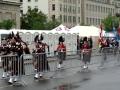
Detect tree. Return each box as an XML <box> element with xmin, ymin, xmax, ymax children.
<box><xmin>102</xmin><ymin>15</ymin><xmax>119</xmax><ymax>32</ymax></box>
<box><xmin>45</xmin><ymin>19</ymin><xmax>61</xmax><ymax>30</ymax></box>
<box><xmin>0</xmin><ymin>19</ymin><xmax>15</xmax><ymax>30</ymax></box>
<box><xmin>21</xmin><ymin>8</ymin><xmax>47</xmax><ymax>30</ymax></box>
<box><xmin>21</xmin><ymin>8</ymin><xmax>61</xmax><ymax>30</ymax></box>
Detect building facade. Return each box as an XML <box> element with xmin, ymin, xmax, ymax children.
<box><xmin>20</xmin><ymin>0</ymin><xmax>49</xmax><ymax>14</ymax></box>
<box><xmin>20</xmin><ymin>0</ymin><xmax>120</xmax><ymax>28</ymax></box>
<box><xmin>83</xmin><ymin>0</ymin><xmax>115</xmax><ymax>26</ymax></box>
<box><xmin>48</xmin><ymin>0</ymin><xmax>81</xmax><ymax>28</ymax></box>
<box><xmin>49</xmin><ymin>0</ymin><xmax>120</xmax><ymax>27</ymax></box>
<box><xmin>0</xmin><ymin>0</ymin><xmax>21</xmax><ymax>29</ymax></box>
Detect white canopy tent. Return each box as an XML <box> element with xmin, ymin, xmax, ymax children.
<box><xmin>10</xmin><ymin>29</ymin><xmax>50</xmax><ymax>34</ymax></box>
<box><xmin>103</xmin><ymin>32</ymin><xmax>116</xmax><ymax>37</ymax></box>
<box><xmin>0</xmin><ymin>29</ymin><xmax>11</xmax><ymax>34</ymax></box>
<box><xmin>70</xmin><ymin>25</ymin><xmax>102</xmax><ymax>37</ymax></box>
<box><xmin>50</xmin><ymin>24</ymin><xmax>70</xmax><ymax>34</ymax></box>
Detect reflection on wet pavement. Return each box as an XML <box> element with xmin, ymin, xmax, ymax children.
<box><xmin>53</xmin><ymin>83</ymin><xmax>80</xmax><ymax>90</ymax></box>
<box><xmin>52</xmin><ymin>77</ymin><xmax>91</xmax><ymax>90</ymax></box>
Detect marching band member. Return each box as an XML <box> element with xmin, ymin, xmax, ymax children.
<box><xmin>81</xmin><ymin>37</ymin><xmax>91</xmax><ymax>69</ymax></box>
<box><xmin>33</xmin><ymin>34</ymin><xmax>50</xmax><ymax>79</ymax></box>
<box><xmin>1</xmin><ymin>38</ymin><xmax>10</xmax><ymax>78</ymax></box>
<box><xmin>55</xmin><ymin>36</ymin><xmax>66</xmax><ymax>69</ymax></box>
<box><xmin>4</xmin><ymin>32</ymin><xmax>30</xmax><ymax>84</ymax></box>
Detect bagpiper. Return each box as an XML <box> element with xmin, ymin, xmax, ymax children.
<box><xmin>2</xmin><ymin>32</ymin><xmax>30</xmax><ymax>84</ymax></box>
<box><xmin>33</xmin><ymin>34</ymin><xmax>50</xmax><ymax>79</ymax></box>
<box><xmin>1</xmin><ymin>37</ymin><xmax>10</xmax><ymax>78</ymax></box>
<box><xmin>1</xmin><ymin>32</ymin><xmax>15</xmax><ymax>79</ymax></box>
<box><xmin>55</xmin><ymin>36</ymin><xmax>66</xmax><ymax>69</ymax></box>
<box><xmin>81</xmin><ymin>37</ymin><xmax>91</xmax><ymax>69</ymax></box>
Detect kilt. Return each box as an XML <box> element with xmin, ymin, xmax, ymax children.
<box><xmin>2</xmin><ymin>57</ymin><xmax>9</xmax><ymax>72</ymax></box>
<box><xmin>11</xmin><ymin>56</ymin><xmax>25</xmax><ymax>75</ymax></box>
<box><xmin>33</xmin><ymin>53</ymin><xmax>50</xmax><ymax>72</ymax></box>
<box><xmin>82</xmin><ymin>51</ymin><xmax>91</xmax><ymax>64</ymax></box>
<box><xmin>57</xmin><ymin>52</ymin><xmax>66</xmax><ymax>64</ymax></box>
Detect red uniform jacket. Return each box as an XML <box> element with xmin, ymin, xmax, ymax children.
<box><xmin>36</xmin><ymin>43</ymin><xmax>45</xmax><ymax>53</ymax></box>
<box><xmin>57</xmin><ymin>43</ymin><xmax>66</xmax><ymax>52</ymax></box>
<box><xmin>82</xmin><ymin>42</ymin><xmax>90</xmax><ymax>53</ymax></box>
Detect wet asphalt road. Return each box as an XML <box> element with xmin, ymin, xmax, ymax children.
<box><xmin>0</xmin><ymin>54</ymin><xmax>119</xmax><ymax>90</ymax></box>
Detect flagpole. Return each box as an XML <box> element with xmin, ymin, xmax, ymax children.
<box><xmin>100</xmin><ymin>24</ymin><xmax>103</xmax><ymax>38</ymax></box>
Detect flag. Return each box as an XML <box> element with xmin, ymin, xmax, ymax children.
<box><xmin>112</xmin><ymin>27</ymin><xmax>117</xmax><ymax>39</ymax></box>
<box><xmin>100</xmin><ymin>24</ymin><xmax>103</xmax><ymax>38</ymax></box>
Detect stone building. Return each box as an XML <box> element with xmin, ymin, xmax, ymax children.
<box><xmin>20</xmin><ymin>0</ymin><xmax>120</xmax><ymax>28</ymax></box>
<box><xmin>0</xmin><ymin>0</ymin><xmax>21</xmax><ymax>29</ymax></box>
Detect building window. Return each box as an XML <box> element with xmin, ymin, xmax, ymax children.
<box><xmin>68</xmin><ymin>16</ymin><xmax>71</xmax><ymax>22</ymax></box>
<box><xmin>90</xmin><ymin>18</ymin><xmax>92</xmax><ymax>24</ymax></box>
<box><xmin>20</xmin><ymin>10</ymin><xmax>23</xmax><ymax>14</ymax></box>
<box><xmin>108</xmin><ymin>8</ymin><xmax>110</xmax><ymax>13</ymax></box>
<box><xmin>106</xmin><ymin>8</ymin><xmax>108</xmax><ymax>13</ymax></box>
<box><xmin>101</xmin><ymin>6</ymin><xmax>103</xmax><ymax>12</ymax></box>
<box><xmin>35</xmin><ymin>6</ymin><xmax>38</xmax><ymax>9</ymax></box>
<box><xmin>35</xmin><ymin>0</ymin><xmax>38</xmax><ymax>2</ymax></box>
<box><xmin>69</xmin><ymin>6</ymin><xmax>72</xmax><ymax>13</ymax></box>
<box><xmin>92</xmin><ymin>5</ymin><xmax>94</xmax><ymax>11</ymax></box>
<box><xmin>103</xmin><ymin>7</ymin><xmax>105</xmax><ymax>13</ymax></box>
<box><xmin>20</xmin><ymin>0</ymin><xmax>23</xmax><ymax>2</ymax></box>
<box><xmin>60</xmin><ymin>4</ymin><xmax>62</xmax><ymax>11</ymax></box>
<box><xmin>63</xmin><ymin>15</ymin><xmax>67</xmax><ymax>22</ymax></box>
<box><xmin>52</xmin><ymin>15</ymin><xmax>55</xmax><ymax>21</ymax></box>
<box><xmin>52</xmin><ymin>4</ymin><xmax>55</xmax><ymax>11</ymax></box>
<box><xmin>78</xmin><ymin>17</ymin><xmax>80</xmax><ymax>23</ymax></box>
<box><xmin>28</xmin><ymin>6</ymin><xmax>31</xmax><ymax>9</ymax></box>
<box><xmin>86</xmin><ymin>17</ymin><xmax>88</xmax><ymax>25</ymax></box>
<box><xmin>63</xmin><ymin>5</ymin><xmax>66</xmax><ymax>12</ymax></box>
<box><xmin>86</xmin><ymin>4</ymin><xmax>88</xmax><ymax>10</ymax></box>
<box><xmin>98</xmin><ymin>6</ymin><xmax>100</xmax><ymax>12</ymax></box>
<box><xmin>73</xmin><ymin>16</ymin><xmax>76</xmax><ymax>23</ymax></box>
<box><xmin>98</xmin><ymin>19</ymin><xmax>100</xmax><ymax>24</ymax></box>
<box><xmin>28</xmin><ymin>0</ymin><xmax>31</xmax><ymax>2</ymax></box>
<box><xmin>65</xmin><ymin>16</ymin><xmax>67</xmax><ymax>22</ymax></box>
<box><xmin>73</xmin><ymin>6</ymin><xmax>76</xmax><ymax>13</ymax></box>
<box><xmin>113</xmin><ymin>9</ymin><xmax>115</xmax><ymax>14</ymax></box>
<box><xmin>68</xmin><ymin>6</ymin><xmax>70</xmax><ymax>13</ymax></box>
<box><xmin>78</xmin><ymin>7</ymin><xmax>80</xmax><ymax>13</ymax></box>
<box><xmin>90</xmin><ymin>5</ymin><xmax>92</xmax><ymax>11</ymax></box>
<box><xmin>64</xmin><ymin>15</ymin><xmax>66</xmax><ymax>22</ymax></box>
<box><xmin>60</xmin><ymin>15</ymin><xmax>62</xmax><ymax>22</ymax></box>
<box><xmin>65</xmin><ymin>5</ymin><xmax>67</xmax><ymax>13</ymax></box>
<box><xmin>95</xmin><ymin>5</ymin><xmax>97</xmax><ymax>12</ymax></box>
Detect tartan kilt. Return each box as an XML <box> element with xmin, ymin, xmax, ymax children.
<box><xmin>82</xmin><ymin>52</ymin><xmax>91</xmax><ymax>63</ymax></box>
<box><xmin>2</xmin><ymin>57</ymin><xmax>9</xmax><ymax>72</ymax></box>
<box><xmin>33</xmin><ymin>53</ymin><xmax>50</xmax><ymax>72</ymax></box>
<box><xmin>57</xmin><ymin>52</ymin><xmax>66</xmax><ymax>60</ymax></box>
<box><xmin>10</xmin><ymin>56</ymin><xmax>25</xmax><ymax>75</ymax></box>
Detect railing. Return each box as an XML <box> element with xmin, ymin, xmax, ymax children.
<box><xmin>0</xmin><ymin>47</ymin><xmax>120</xmax><ymax>86</ymax></box>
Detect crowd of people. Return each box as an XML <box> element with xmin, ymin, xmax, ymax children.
<box><xmin>98</xmin><ymin>37</ymin><xmax>119</xmax><ymax>52</ymax></box>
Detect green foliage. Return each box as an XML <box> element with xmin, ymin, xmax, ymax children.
<box><xmin>0</xmin><ymin>19</ymin><xmax>15</xmax><ymax>30</ymax></box>
<box><xmin>21</xmin><ymin>8</ymin><xmax>47</xmax><ymax>30</ymax></box>
<box><xmin>102</xmin><ymin>15</ymin><xmax>119</xmax><ymax>32</ymax></box>
<box><xmin>45</xmin><ymin>19</ymin><xmax>61</xmax><ymax>30</ymax></box>
<box><xmin>21</xmin><ymin>8</ymin><xmax>60</xmax><ymax>30</ymax></box>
